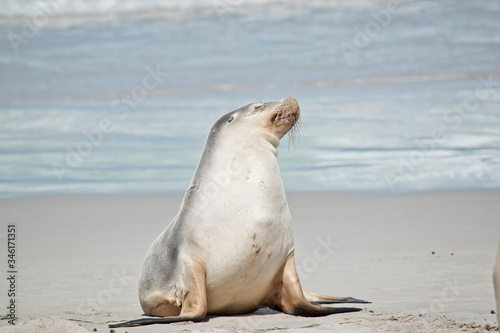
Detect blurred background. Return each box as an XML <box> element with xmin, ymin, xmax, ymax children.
<box><xmin>0</xmin><ymin>0</ymin><xmax>499</xmax><ymax>198</ymax></box>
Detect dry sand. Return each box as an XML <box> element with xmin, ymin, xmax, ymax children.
<box><xmin>0</xmin><ymin>191</ymin><xmax>499</xmax><ymax>332</ymax></box>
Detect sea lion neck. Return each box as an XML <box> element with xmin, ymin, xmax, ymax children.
<box><xmin>260</xmin><ymin>130</ymin><xmax>280</xmax><ymax>156</ymax></box>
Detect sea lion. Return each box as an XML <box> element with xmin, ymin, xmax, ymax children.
<box><xmin>110</xmin><ymin>97</ymin><xmax>368</xmax><ymax>328</ymax></box>
<box><xmin>494</xmin><ymin>241</ymin><xmax>500</xmax><ymax>326</ymax></box>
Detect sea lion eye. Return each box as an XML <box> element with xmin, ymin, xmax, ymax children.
<box><xmin>254</xmin><ymin>104</ymin><xmax>264</xmax><ymax>110</ymax></box>
<box><xmin>227</xmin><ymin>116</ymin><xmax>234</xmax><ymax>123</ymax></box>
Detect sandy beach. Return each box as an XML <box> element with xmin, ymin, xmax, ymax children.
<box><xmin>0</xmin><ymin>191</ymin><xmax>498</xmax><ymax>332</ymax></box>
<box><xmin>1</xmin><ymin>0</ymin><xmax>499</xmax><ymax>331</ymax></box>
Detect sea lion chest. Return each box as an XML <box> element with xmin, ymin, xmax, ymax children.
<box><xmin>180</xmin><ymin>148</ymin><xmax>294</xmax><ymax>312</ymax></box>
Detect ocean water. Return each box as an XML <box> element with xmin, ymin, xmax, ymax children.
<box><xmin>0</xmin><ymin>0</ymin><xmax>499</xmax><ymax>198</ymax></box>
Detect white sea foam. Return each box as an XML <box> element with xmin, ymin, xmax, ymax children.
<box><xmin>0</xmin><ymin>0</ymin><xmax>499</xmax><ymax>198</ymax></box>
<box><xmin>0</xmin><ymin>0</ymin><xmax>371</xmax><ymax>19</ymax></box>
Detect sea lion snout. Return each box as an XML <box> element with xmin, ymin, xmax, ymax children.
<box><xmin>265</xmin><ymin>97</ymin><xmax>300</xmax><ymax>139</ymax></box>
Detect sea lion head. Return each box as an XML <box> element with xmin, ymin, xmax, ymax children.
<box><xmin>210</xmin><ymin>97</ymin><xmax>300</xmax><ymax>150</ymax></box>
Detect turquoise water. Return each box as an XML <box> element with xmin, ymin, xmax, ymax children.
<box><xmin>1</xmin><ymin>0</ymin><xmax>499</xmax><ymax>198</ymax></box>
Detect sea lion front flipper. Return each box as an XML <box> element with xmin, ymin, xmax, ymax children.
<box><xmin>109</xmin><ymin>260</ymin><xmax>207</xmax><ymax>328</ymax></box>
<box><xmin>270</xmin><ymin>255</ymin><xmax>362</xmax><ymax>317</ymax></box>
<box><xmin>303</xmin><ymin>290</ymin><xmax>371</xmax><ymax>304</ymax></box>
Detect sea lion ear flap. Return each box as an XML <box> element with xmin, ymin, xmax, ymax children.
<box><xmin>253</xmin><ymin>103</ymin><xmax>264</xmax><ymax>110</ymax></box>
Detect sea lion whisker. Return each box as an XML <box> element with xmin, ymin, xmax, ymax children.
<box><xmin>287</xmin><ymin>117</ymin><xmax>301</xmax><ymax>151</ymax></box>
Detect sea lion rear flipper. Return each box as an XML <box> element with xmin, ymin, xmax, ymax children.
<box><xmin>303</xmin><ymin>290</ymin><xmax>371</xmax><ymax>304</ymax></box>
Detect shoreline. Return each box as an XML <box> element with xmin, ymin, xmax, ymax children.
<box><xmin>0</xmin><ymin>190</ymin><xmax>498</xmax><ymax>332</ymax></box>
